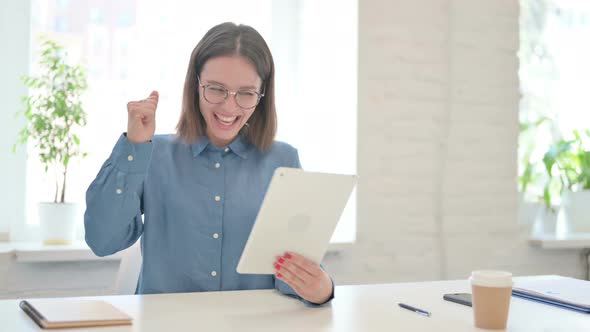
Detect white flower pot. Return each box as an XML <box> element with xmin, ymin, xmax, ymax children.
<box><xmin>518</xmin><ymin>192</ymin><xmax>541</xmax><ymax>227</ymax></box>
<box><xmin>559</xmin><ymin>191</ymin><xmax>590</xmax><ymax>234</ymax></box>
<box><xmin>38</xmin><ymin>202</ymin><xmax>80</xmax><ymax>245</ymax></box>
<box><xmin>531</xmin><ymin>206</ymin><xmax>557</xmax><ymax>236</ymax></box>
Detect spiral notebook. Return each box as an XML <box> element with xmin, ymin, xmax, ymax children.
<box><xmin>19</xmin><ymin>298</ymin><xmax>133</xmax><ymax>329</ymax></box>
<box><xmin>512</xmin><ymin>276</ymin><xmax>590</xmax><ymax>313</ymax></box>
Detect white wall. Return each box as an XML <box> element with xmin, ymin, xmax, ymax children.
<box><xmin>0</xmin><ymin>256</ymin><xmax>117</xmax><ymax>299</ymax></box>
<box><xmin>0</xmin><ymin>0</ymin><xmax>29</xmax><ymax>239</ymax></box>
<box><xmin>322</xmin><ymin>0</ymin><xmax>583</xmax><ymax>285</ymax></box>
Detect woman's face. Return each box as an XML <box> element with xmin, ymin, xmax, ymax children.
<box><xmin>198</xmin><ymin>55</ymin><xmax>263</xmax><ymax>147</ymax></box>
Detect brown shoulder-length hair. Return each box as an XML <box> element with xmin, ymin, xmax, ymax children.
<box><xmin>176</xmin><ymin>22</ymin><xmax>277</xmax><ymax>151</ymax></box>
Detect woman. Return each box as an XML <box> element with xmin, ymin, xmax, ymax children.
<box><xmin>84</xmin><ymin>22</ymin><xmax>334</xmax><ymax>305</ymax></box>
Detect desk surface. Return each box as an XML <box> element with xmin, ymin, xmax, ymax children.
<box><xmin>2</xmin><ymin>276</ymin><xmax>589</xmax><ymax>331</ymax></box>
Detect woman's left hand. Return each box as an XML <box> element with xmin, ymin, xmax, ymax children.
<box><xmin>274</xmin><ymin>252</ymin><xmax>333</xmax><ymax>304</ymax></box>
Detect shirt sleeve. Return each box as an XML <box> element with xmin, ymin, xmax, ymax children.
<box><xmin>84</xmin><ymin>133</ymin><xmax>152</xmax><ymax>256</ymax></box>
<box><xmin>292</xmin><ymin>147</ymin><xmax>302</xmax><ymax>169</ymax></box>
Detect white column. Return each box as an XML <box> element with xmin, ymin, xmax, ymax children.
<box><xmin>0</xmin><ymin>0</ymin><xmax>31</xmax><ymax>240</ymax></box>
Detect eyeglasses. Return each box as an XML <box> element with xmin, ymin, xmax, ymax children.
<box><xmin>197</xmin><ymin>77</ymin><xmax>264</xmax><ymax>109</ymax></box>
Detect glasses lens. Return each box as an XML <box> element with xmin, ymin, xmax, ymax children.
<box><xmin>236</xmin><ymin>90</ymin><xmax>260</xmax><ymax>109</ymax></box>
<box><xmin>204</xmin><ymin>85</ymin><xmax>227</xmax><ymax>104</ymax></box>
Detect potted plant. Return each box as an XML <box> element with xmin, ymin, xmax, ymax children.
<box><xmin>14</xmin><ymin>38</ymin><xmax>88</xmax><ymax>244</ymax></box>
<box><xmin>518</xmin><ymin>116</ymin><xmax>551</xmax><ymax>198</ymax></box>
<box><xmin>542</xmin><ymin>129</ymin><xmax>590</xmax><ymax>233</ymax></box>
<box><xmin>518</xmin><ymin>116</ymin><xmax>557</xmax><ymax>233</ymax></box>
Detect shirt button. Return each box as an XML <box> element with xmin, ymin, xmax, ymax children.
<box><xmin>127</xmin><ymin>155</ymin><xmax>134</xmax><ymax>161</ymax></box>
<box><xmin>215</xmin><ymin>195</ymin><xmax>221</xmax><ymax>202</ymax></box>
<box><xmin>213</xmin><ymin>233</ymin><xmax>219</xmax><ymax>239</ymax></box>
<box><xmin>211</xmin><ymin>271</ymin><xmax>217</xmax><ymax>277</ymax></box>
<box><xmin>215</xmin><ymin>163</ymin><xmax>220</xmax><ymax>169</ymax></box>
<box><xmin>116</xmin><ymin>189</ymin><xmax>123</xmax><ymax>194</ymax></box>
<box><xmin>224</xmin><ymin>147</ymin><xmax>230</xmax><ymax>153</ymax></box>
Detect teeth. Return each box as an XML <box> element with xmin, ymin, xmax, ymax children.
<box><xmin>216</xmin><ymin>114</ymin><xmax>237</xmax><ymax>124</ymax></box>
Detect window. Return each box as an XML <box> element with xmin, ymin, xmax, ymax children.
<box><xmin>519</xmin><ymin>0</ymin><xmax>590</xmax><ymax>202</ymax></box>
<box><xmin>21</xmin><ymin>0</ymin><xmax>357</xmax><ymax>243</ymax></box>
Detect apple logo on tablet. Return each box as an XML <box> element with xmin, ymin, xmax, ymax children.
<box><xmin>288</xmin><ymin>214</ymin><xmax>311</xmax><ymax>233</ymax></box>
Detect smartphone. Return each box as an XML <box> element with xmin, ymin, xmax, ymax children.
<box><xmin>443</xmin><ymin>293</ymin><xmax>472</xmax><ymax>307</ymax></box>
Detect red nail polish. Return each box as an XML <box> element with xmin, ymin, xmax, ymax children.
<box><xmin>276</xmin><ymin>273</ymin><xmax>282</xmax><ymax>278</ymax></box>
<box><xmin>274</xmin><ymin>263</ymin><xmax>281</xmax><ymax>270</ymax></box>
<box><xmin>278</xmin><ymin>257</ymin><xmax>285</xmax><ymax>264</ymax></box>
<box><xmin>285</xmin><ymin>253</ymin><xmax>292</xmax><ymax>259</ymax></box>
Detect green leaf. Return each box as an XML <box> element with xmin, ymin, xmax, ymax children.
<box><xmin>519</xmin><ymin>162</ymin><xmax>536</xmax><ymax>192</ymax></box>
<box><xmin>543</xmin><ymin>184</ymin><xmax>552</xmax><ymax>210</ymax></box>
<box><xmin>543</xmin><ymin>140</ymin><xmax>572</xmax><ymax>174</ymax></box>
<box><xmin>573</xmin><ymin>130</ymin><xmax>582</xmax><ymax>142</ymax></box>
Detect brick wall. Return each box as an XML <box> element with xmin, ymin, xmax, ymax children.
<box><xmin>322</xmin><ymin>0</ymin><xmax>584</xmax><ymax>284</ymax></box>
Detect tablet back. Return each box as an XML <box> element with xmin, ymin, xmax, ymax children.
<box><xmin>237</xmin><ymin>167</ymin><xmax>357</xmax><ymax>274</ymax></box>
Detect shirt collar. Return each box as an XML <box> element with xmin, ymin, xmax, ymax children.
<box><xmin>190</xmin><ymin>134</ymin><xmax>249</xmax><ymax>159</ymax></box>
<box><xmin>190</xmin><ymin>136</ymin><xmax>208</xmax><ymax>157</ymax></box>
<box><xmin>228</xmin><ymin>134</ymin><xmax>249</xmax><ymax>159</ymax></box>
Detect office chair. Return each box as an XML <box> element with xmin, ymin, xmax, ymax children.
<box><xmin>114</xmin><ymin>240</ymin><xmax>142</xmax><ymax>295</ymax></box>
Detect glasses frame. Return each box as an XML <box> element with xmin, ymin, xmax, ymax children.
<box><xmin>197</xmin><ymin>76</ymin><xmax>265</xmax><ymax>109</ymax></box>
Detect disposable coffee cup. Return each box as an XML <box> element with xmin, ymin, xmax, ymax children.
<box><xmin>469</xmin><ymin>270</ymin><xmax>513</xmax><ymax>330</ymax></box>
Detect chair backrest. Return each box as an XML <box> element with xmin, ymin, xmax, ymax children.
<box><xmin>114</xmin><ymin>240</ymin><xmax>143</xmax><ymax>295</ymax></box>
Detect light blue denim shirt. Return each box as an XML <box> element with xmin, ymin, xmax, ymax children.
<box><xmin>84</xmin><ymin>133</ymin><xmax>332</xmax><ymax>305</ymax></box>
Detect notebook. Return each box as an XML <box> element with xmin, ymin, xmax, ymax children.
<box><xmin>19</xmin><ymin>298</ymin><xmax>133</xmax><ymax>329</ymax></box>
<box><xmin>512</xmin><ymin>276</ymin><xmax>590</xmax><ymax>313</ymax></box>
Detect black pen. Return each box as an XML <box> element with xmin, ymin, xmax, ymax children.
<box><xmin>398</xmin><ymin>302</ymin><xmax>431</xmax><ymax>317</ymax></box>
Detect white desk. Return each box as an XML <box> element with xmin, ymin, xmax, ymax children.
<box><xmin>2</xmin><ymin>276</ymin><xmax>589</xmax><ymax>331</ymax></box>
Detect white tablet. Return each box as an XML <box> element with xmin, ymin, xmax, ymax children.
<box><xmin>237</xmin><ymin>167</ymin><xmax>357</xmax><ymax>274</ymax></box>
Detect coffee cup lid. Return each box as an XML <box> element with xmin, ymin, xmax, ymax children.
<box><xmin>469</xmin><ymin>270</ymin><xmax>512</xmax><ymax>287</ymax></box>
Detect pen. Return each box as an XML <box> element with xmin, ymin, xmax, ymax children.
<box><xmin>398</xmin><ymin>302</ymin><xmax>431</xmax><ymax>317</ymax></box>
